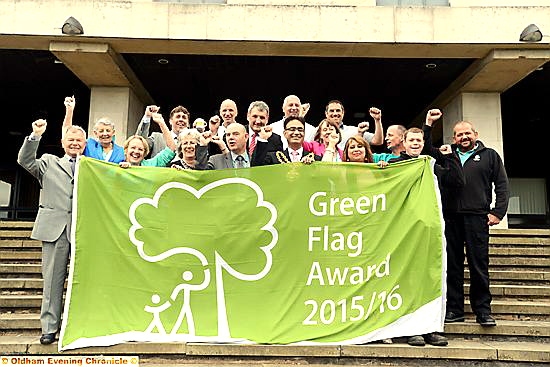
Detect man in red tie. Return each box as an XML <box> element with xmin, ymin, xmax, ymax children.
<box><xmin>246</xmin><ymin>101</ymin><xmax>283</xmax><ymax>160</ymax></box>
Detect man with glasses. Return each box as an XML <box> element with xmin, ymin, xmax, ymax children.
<box><xmin>252</xmin><ymin>116</ymin><xmax>321</xmax><ymax>166</ymax></box>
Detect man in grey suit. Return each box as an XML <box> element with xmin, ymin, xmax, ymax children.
<box><xmin>135</xmin><ymin>105</ymin><xmax>190</xmax><ymax>157</ymax></box>
<box><xmin>206</xmin><ymin>123</ymin><xmax>252</xmax><ymax>169</ymax></box>
<box><xmin>17</xmin><ymin>119</ymin><xmax>87</xmax><ymax>345</ymax></box>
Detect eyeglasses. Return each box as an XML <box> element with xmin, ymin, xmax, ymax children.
<box><xmin>285</xmin><ymin>127</ymin><xmax>305</xmax><ymax>133</ymax></box>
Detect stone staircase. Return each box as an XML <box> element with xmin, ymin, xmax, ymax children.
<box><xmin>1</xmin><ymin>221</ymin><xmax>549</xmax><ymax>366</ymax></box>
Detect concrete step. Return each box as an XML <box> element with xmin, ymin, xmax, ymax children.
<box><xmin>0</xmin><ymin>335</ymin><xmax>548</xmax><ymax>365</ymax></box>
<box><xmin>488</xmin><ymin>256</ymin><xmax>549</xmax><ymax>267</ymax></box>
<box><xmin>0</xmin><ymin>221</ymin><xmax>34</xmax><ymax>229</ymax></box>
<box><xmin>463</xmin><ymin>300</ymin><xmax>550</xmax><ymax>317</ymax></box>
<box><xmin>444</xmin><ymin>319</ymin><xmax>550</xmax><ymax>339</ymax></box>
<box><xmin>3</xmin><ymin>264</ymin><xmax>548</xmax><ymax>278</ymax></box>
<box><xmin>3</xmin><ymin>313</ymin><xmax>548</xmax><ymax>341</ymax></box>
<box><xmin>464</xmin><ymin>284</ymin><xmax>550</xmax><ymax>298</ymax></box>
<box><xmin>490</xmin><ymin>246</ymin><xmax>550</xmax><ymax>256</ymax></box>
<box><xmin>2</xmin><ymin>296</ymin><xmax>548</xmax><ymax>320</ymax></box>
<box><xmin>0</xmin><ymin>313</ymin><xmax>550</xmax><ymax>343</ymax></box>
<box><xmin>0</xmin><ymin>239</ymin><xmax>41</xmax><ymax>248</ymax></box>
<box><xmin>0</xmin><ymin>251</ymin><xmax>41</xmax><ymax>261</ymax></box>
<box><xmin>3</xmin><ymin>251</ymin><xmax>548</xmax><ymax>266</ymax></box>
<box><xmin>490</xmin><ymin>228</ymin><xmax>550</xmax><ymax>237</ymax></box>
<box><xmin>0</xmin><ymin>230</ymin><xmax>32</xmax><ymax>238</ymax></box>
<box><xmin>466</xmin><ymin>269</ymin><xmax>550</xmax><ymax>282</ymax></box>
<box><xmin>0</xmin><ymin>264</ymin><xmax>41</xmax><ymax>274</ymax></box>
<box><xmin>3</xmin><ymin>278</ymin><xmax>547</xmax><ymax>301</ymax></box>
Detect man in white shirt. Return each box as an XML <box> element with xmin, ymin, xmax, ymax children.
<box><xmin>325</xmin><ymin>100</ymin><xmax>384</xmax><ymax>150</ymax></box>
<box><xmin>270</xmin><ymin>95</ymin><xmax>316</xmax><ymax>148</ymax></box>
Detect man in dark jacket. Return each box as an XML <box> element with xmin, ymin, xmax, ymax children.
<box><xmin>423</xmin><ymin>114</ymin><xmax>509</xmax><ymax>327</ymax></box>
<box><xmin>445</xmin><ymin>120</ymin><xmax>509</xmax><ymax>327</ymax></box>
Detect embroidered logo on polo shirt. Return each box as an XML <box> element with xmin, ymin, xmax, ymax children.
<box><xmin>473</xmin><ymin>155</ymin><xmax>481</xmax><ymax>161</ymax></box>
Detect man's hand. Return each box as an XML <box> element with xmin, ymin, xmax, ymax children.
<box><xmin>488</xmin><ymin>213</ymin><xmax>501</xmax><ymax>226</ymax></box>
<box><xmin>199</xmin><ymin>131</ymin><xmax>212</xmax><ymax>146</ymax></box>
<box><xmin>212</xmin><ymin>135</ymin><xmax>228</xmax><ymax>152</ymax></box>
<box><xmin>301</xmin><ymin>154</ymin><xmax>315</xmax><ymax>165</ymax></box>
<box><xmin>439</xmin><ymin>144</ymin><xmax>452</xmax><ymax>155</ymax></box>
<box><xmin>426</xmin><ymin>109</ymin><xmax>442</xmax><ymax>126</ymax></box>
<box><xmin>145</xmin><ymin>105</ymin><xmax>160</xmax><ymax>117</ymax></box>
<box><xmin>358</xmin><ymin>121</ymin><xmax>370</xmax><ymax>135</ymax></box>
<box><xmin>369</xmin><ymin>107</ymin><xmax>381</xmax><ymax>121</ymax></box>
<box><xmin>258</xmin><ymin>125</ymin><xmax>273</xmax><ymax>140</ymax></box>
<box><xmin>151</xmin><ymin>112</ymin><xmax>166</xmax><ymax>126</ymax></box>
<box><xmin>377</xmin><ymin>160</ymin><xmax>388</xmax><ymax>168</ymax></box>
<box><xmin>32</xmin><ymin>119</ymin><xmax>47</xmax><ymax>136</ymax></box>
<box><xmin>300</xmin><ymin>103</ymin><xmax>310</xmax><ymax>118</ymax></box>
<box><xmin>64</xmin><ymin>96</ymin><xmax>75</xmax><ymax>111</ymax></box>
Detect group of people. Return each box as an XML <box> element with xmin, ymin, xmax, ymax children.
<box><xmin>17</xmin><ymin>93</ymin><xmax>509</xmax><ymax>347</ymax></box>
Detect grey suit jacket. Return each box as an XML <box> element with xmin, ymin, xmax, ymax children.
<box><xmin>206</xmin><ymin>152</ymin><xmax>234</xmax><ymax>170</ymax></box>
<box><xmin>135</xmin><ymin>119</ymin><xmax>175</xmax><ymax>158</ymax></box>
<box><xmin>17</xmin><ymin>137</ymin><xmax>74</xmax><ymax>242</ymax></box>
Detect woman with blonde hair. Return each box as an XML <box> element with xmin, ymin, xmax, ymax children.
<box><xmin>119</xmin><ymin>113</ymin><xmax>176</xmax><ymax>168</ymax></box>
<box><xmin>171</xmin><ymin>129</ymin><xmax>210</xmax><ymax>170</ymax></box>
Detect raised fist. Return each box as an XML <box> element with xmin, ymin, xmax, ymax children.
<box><xmin>426</xmin><ymin>109</ymin><xmax>442</xmax><ymax>125</ymax></box>
<box><xmin>358</xmin><ymin>121</ymin><xmax>370</xmax><ymax>135</ymax></box>
<box><xmin>300</xmin><ymin>103</ymin><xmax>311</xmax><ymax>118</ymax></box>
<box><xmin>32</xmin><ymin>119</ymin><xmax>47</xmax><ymax>136</ymax></box>
<box><xmin>64</xmin><ymin>96</ymin><xmax>75</xmax><ymax>110</ymax></box>
<box><xmin>145</xmin><ymin>105</ymin><xmax>160</xmax><ymax>117</ymax></box>
<box><xmin>151</xmin><ymin>112</ymin><xmax>165</xmax><ymax>125</ymax></box>
<box><xmin>369</xmin><ymin>107</ymin><xmax>381</xmax><ymax>121</ymax></box>
<box><xmin>439</xmin><ymin>144</ymin><xmax>452</xmax><ymax>155</ymax></box>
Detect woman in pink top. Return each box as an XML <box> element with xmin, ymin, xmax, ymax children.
<box><xmin>303</xmin><ymin>119</ymin><xmax>344</xmax><ymax>161</ymax></box>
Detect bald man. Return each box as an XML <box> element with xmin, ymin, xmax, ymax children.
<box><xmin>206</xmin><ymin>123</ymin><xmax>252</xmax><ymax>169</ymax></box>
<box><xmin>270</xmin><ymin>95</ymin><xmax>316</xmax><ymax>148</ymax></box>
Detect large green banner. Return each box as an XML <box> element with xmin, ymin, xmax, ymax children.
<box><xmin>60</xmin><ymin>157</ymin><xmax>446</xmax><ymax>351</ymax></box>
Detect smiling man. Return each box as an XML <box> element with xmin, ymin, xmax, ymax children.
<box><xmin>270</xmin><ymin>95</ymin><xmax>317</xmax><ymax>148</ymax></box>
<box><xmin>136</xmin><ymin>105</ymin><xmax>190</xmax><ymax>157</ymax></box>
<box><xmin>246</xmin><ymin>101</ymin><xmax>283</xmax><ymax>158</ymax></box>
<box><xmin>18</xmin><ymin>119</ymin><xmax>87</xmax><ymax>345</ymax></box>
<box><xmin>325</xmin><ymin>100</ymin><xmax>384</xmax><ymax>150</ymax></box>
<box><xmin>252</xmin><ymin>116</ymin><xmax>321</xmax><ymax>165</ymax></box>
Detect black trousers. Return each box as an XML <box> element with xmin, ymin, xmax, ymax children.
<box><xmin>444</xmin><ymin>213</ymin><xmax>491</xmax><ymax>316</ymax></box>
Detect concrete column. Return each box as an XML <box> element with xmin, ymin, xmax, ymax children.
<box><xmin>89</xmin><ymin>87</ymin><xmax>144</xmax><ymax>146</ymax></box>
<box><xmin>443</xmin><ymin>92</ymin><xmax>508</xmax><ymax>228</ymax></box>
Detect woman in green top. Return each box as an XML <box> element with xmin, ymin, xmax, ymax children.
<box><xmin>119</xmin><ymin>112</ymin><xmax>176</xmax><ymax>168</ymax></box>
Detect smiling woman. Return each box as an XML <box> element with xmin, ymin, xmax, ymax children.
<box><xmin>62</xmin><ymin>96</ymin><xmax>125</xmax><ymax>163</ymax></box>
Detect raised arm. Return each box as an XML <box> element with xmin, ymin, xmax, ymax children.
<box><xmin>135</xmin><ymin>105</ymin><xmax>159</xmax><ymax>137</ymax></box>
<box><xmin>422</xmin><ymin>108</ymin><xmax>445</xmax><ymax>161</ymax></box>
<box><xmin>364</xmin><ymin>107</ymin><xmax>384</xmax><ymax>146</ymax></box>
<box><xmin>18</xmin><ymin>119</ymin><xmax>47</xmax><ymax>178</ymax></box>
<box><xmin>322</xmin><ymin>133</ymin><xmax>340</xmax><ymax>162</ymax></box>
<box><xmin>62</xmin><ymin>96</ymin><xmax>75</xmax><ymax>138</ymax></box>
<box><xmin>151</xmin><ymin>112</ymin><xmax>176</xmax><ymax>151</ymax></box>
